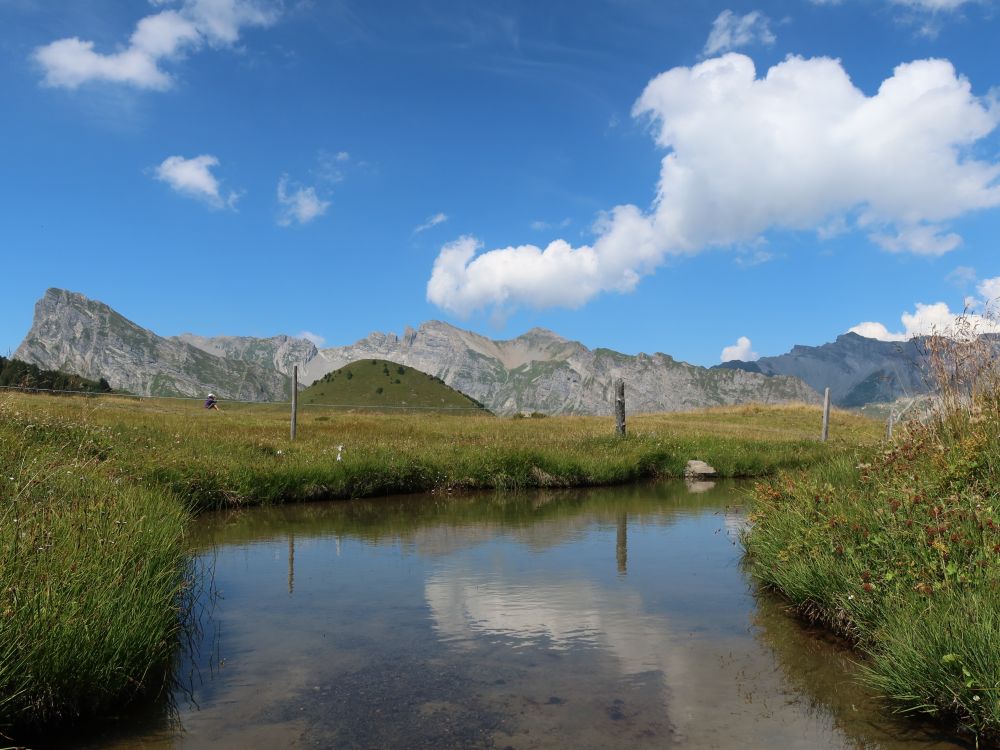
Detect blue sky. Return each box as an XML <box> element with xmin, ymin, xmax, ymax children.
<box><xmin>3</xmin><ymin>0</ymin><xmax>1000</xmax><ymax>366</ymax></box>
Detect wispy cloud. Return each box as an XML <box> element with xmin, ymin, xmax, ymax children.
<box><xmin>703</xmin><ymin>10</ymin><xmax>775</xmax><ymax>56</ymax></box>
<box><xmin>296</xmin><ymin>330</ymin><xmax>326</xmax><ymax>347</ymax></box>
<box><xmin>277</xmin><ymin>174</ymin><xmax>330</xmax><ymax>226</ymax></box>
<box><xmin>33</xmin><ymin>0</ymin><xmax>280</xmax><ymax>90</ymax></box>
<box><xmin>315</xmin><ymin>149</ymin><xmax>351</xmax><ymax>183</ymax></box>
<box><xmin>890</xmin><ymin>0</ymin><xmax>985</xmax><ymax>9</ymax></box>
<box><xmin>414</xmin><ymin>212</ymin><xmax>448</xmax><ymax>234</ymax></box>
<box><xmin>154</xmin><ymin>154</ymin><xmax>240</xmax><ymax>209</ymax></box>
<box><xmin>531</xmin><ymin>218</ymin><xmax>572</xmax><ymax>231</ymax></box>
<box><xmin>946</xmin><ymin>265</ymin><xmax>978</xmax><ymax>287</ymax></box>
<box><xmin>810</xmin><ymin>0</ymin><xmax>987</xmax><ymax>37</ymax></box>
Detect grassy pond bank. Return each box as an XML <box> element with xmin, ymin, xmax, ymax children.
<box><xmin>2</xmin><ymin>389</ymin><xmax>950</xmax><ymax>745</ymax></box>
<box><xmin>746</xmin><ymin>338</ymin><xmax>1000</xmax><ymax>746</ymax></box>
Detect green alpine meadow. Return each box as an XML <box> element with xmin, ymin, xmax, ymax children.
<box><xmin>0</xmin><ymin>389</ymin><xmax>879</xmax><ymax>738</ymax></box>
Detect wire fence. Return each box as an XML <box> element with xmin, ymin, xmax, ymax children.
<box><xmin>0</xmin><ymin>384</ymin><xmax>491</xmax><ymax>413</ymax></box>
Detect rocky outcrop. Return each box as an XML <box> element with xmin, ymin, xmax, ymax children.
<box><xmin>14</xmin><ymin>289</ymin><xmax>292</xmax><ymax>401</ymax></box>
<box><xmin>172</xmin><ymin>333</ymin><xmax>317</xmax><ymax>375</ymax></box>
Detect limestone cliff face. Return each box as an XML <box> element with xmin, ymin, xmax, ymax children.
<box><xmin>14</xmin><ymin>289</ymin><xmax>292</xmax><ymax>401</ymax></box>
<box><xmin>299</xmin><ymin>321</ymin><xmax>822</xmax><ymax>415</ymax></box>
<box><xmin>172</xmin><ymin>333</ymin><xmax>317</xmax><ymax>376</ymax></box>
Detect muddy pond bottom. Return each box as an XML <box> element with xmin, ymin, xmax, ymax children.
<box><xmin>83</xmin><ymin>481</ymin><xmax>971</xmax><ymax>749</ymax></box>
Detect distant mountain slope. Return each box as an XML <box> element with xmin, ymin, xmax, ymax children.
<box><xmin>300</xmin><ymin>359</ymin><xmax>488</xmax><ymax>413</ymax></box>
<box><xmin>172</xmin><ymin>332</ymin><xmax>316</xmax><ymax>375</ymax></box>
<box><xmin>14</xmin><ymin>289</ymin><xmax>820</xmax><ymax>413</ymax></box>
<box><xmin>714</xmin><ymin>332</ymin><xmax>931</xmax><ymax>407</ymax></box>
<box><xmin>14</xmin><ymin>289</ymin><xmax>292</xmax><ymax>401</ymax></box>
<box><xmin>298</xmin><ymin>321</ymin><xmax>821</xmax><ymax>415</ymax></box>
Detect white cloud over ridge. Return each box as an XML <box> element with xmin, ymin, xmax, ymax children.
<box><xmin>428</xmin><ymin>53</ymin><xmax>1000</xmax><ymax>317</ymax></box>
<box><xmin>277</xmin><ymin>175</ymin><xmax>330</xmax><ymax>226</ymax></box>
<box><xmin>33</xmin><ymin>0</ymin><xmax>279</xmax><ymax>90</ymax></box>
<box><xmin>703</xmin><ymin>10</ymin><xmax>775</xmax><ymax>56</ymax></box>
<box><xmin>850</xmin><ymin>276</ymin><xmax>1000</xmax><ymax>342</ymax></box>
<box><xmin>154</xmin><ymin>154</ymin><xmax>239</xmax><ymax>208</ymax></box>
<box><xmin>297</xmin><ymin>331</ymin><xmax>326</xmax><ymax>347</ymax></box>
<box><xmin>720</xmin><ymin>336</ymin><xmax>759</xmax><ymax>362</ymax></box>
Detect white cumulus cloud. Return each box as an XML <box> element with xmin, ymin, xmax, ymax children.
<box><xmin>33</xmin><ymin>0</ymin><xmax>279</xmax><ymax>90</ymax></box>
<box><xmin>428</xmin><ymin>53</ymin><xmax>1000</xmax><ymax>318</ymax></box>
<box><xmin>720</xmin><ymin>336</ymin><xmax>759</xmax><ymax>362</ymax></box>
<box><xmin>850</xmin><ymin>279</ymin><xmax>1000</xmax><ymax>341</ymax></box>
<box><xmin>703</xmin><ymin>10</ymin><xmax>775</xmax><ymax>56</ymax></box>
<box><xmin>277</xmin><ymin>175</ymin><xmax>330</xmax><ymax>226</ymax></box>
<box><xmin>154</xmin><ymin>154</ymin><xmax>239</xmax><ymax>209</ymax></box>
<box><xmin>976</xmin><ymin>276</ymin><xmax>1000</xmax><ymax>306</ymax></box>
<box><xmin>414</xmin><ymin>212</ymin><xmax>449</xmax><ymax>234</ymax></box>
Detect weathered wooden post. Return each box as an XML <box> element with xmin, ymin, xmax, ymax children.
<box><xmin>616</xmin><ymin>512</ymin><xmax>627</xmax><ymax>576</ymax></box>
<box><xmin>886</xmin><ymin>411</ymin><xmax>894</xmax><ymax>440</ymax></box>
<box><xmin>614</xmin><ymin>378</ymin><xmax>626</xmax><ymax>437</ymax></box>
<box><xmin>821</xmin><ymin>387</ymin><xmax>830</xmax><ymax>442</ymax></box>
<box><xmin>291</xmin><ymin>365</ymin><xmax>298</xmax><ymax>441</ymax></box>
<box><xmin>288</xmin><ymin>532</ymin><xmax>295</xmax><ymax>594</ymax></box>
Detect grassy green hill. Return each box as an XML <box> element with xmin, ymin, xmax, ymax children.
<box><xmin>301</xmin><ymin>359</ymin><xmax>489</xmax><ymax>413</ymax></box>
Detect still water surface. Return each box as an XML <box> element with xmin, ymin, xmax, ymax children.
<box><xmin>84</xmin><ymin>481</ymin><xmax>970</xmax><ymax>749</ymax></box>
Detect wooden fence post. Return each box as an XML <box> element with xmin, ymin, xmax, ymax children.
<box><xmin>886</xmin><ymin>411</ymin><xmax>894</xmax><ymax>440</ymax></box>
<box><xmin>821</xmin><ymin>387</ymin><xmax>830</xmax><ymax>442</ymax></box>
<box><xmin>291</xmin><ymin>365</ymin><xmax>298</xmax><ymax>441</ymax></box>
<box><xmin>615</xmin><ymin>378</ymin><xmax>626</xmax><ymax>437</ymax></box>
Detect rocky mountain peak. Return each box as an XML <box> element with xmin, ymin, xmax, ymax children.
<box><xmin>15</xmin><ymin>289</ymin><xmax>292</xmax><ymax>401</ymax></box>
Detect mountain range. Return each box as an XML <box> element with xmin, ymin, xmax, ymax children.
<box><xmin>714</xmin><ymin>333</ymin><xmax>931</xmax><ymax>408</ymax></box>
<box><xmin>14</xmin><ymin>287</ymin><xmax>938</xmax><ymax>415</ymax></box>
<box><xmin>14</xmin><ymin>288</ymin><xmax>827</xmax><ymax>414</ymax></box>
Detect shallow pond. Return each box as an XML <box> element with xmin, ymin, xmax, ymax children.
<box><xmin>80</xmin><ymin>481</ymin><xmax>971</xmax><ymax>749</ymax></box>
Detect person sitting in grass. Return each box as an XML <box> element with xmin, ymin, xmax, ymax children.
<box><xmin>204</xmin><ymin>393</ymin><xmax>221</xmax><ymax>411</ymax></box>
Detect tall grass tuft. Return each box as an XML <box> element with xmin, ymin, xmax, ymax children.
<box><xmin>744</xmin><ymin>317</ymin><xmax>1000</xmax><ymax>742</ymax></box>
<box><xmin>0</xmin><ymin>399</ymin><xmax>189</xmax><ymax>732</ymax></box>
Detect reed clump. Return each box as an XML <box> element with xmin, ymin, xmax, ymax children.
<box><xmin>0</xmin><ymin>401</ymin><xmax>189</xmax><ymax>734</ymax></box>
<box><xmin>744</xmin><ymin>323</ymin><xmax>1000</xmax><ymax>742</ymax></box>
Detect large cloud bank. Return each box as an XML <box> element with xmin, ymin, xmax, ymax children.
<box><xmin>428</xmin><ymin>54</ymin><xmax>1000</xmax><ymax>317</ymax></box>
<box><xmin>33</xmin><ymin>0</ymin><xmax>279</xmax><ymax>90</ymax></box>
